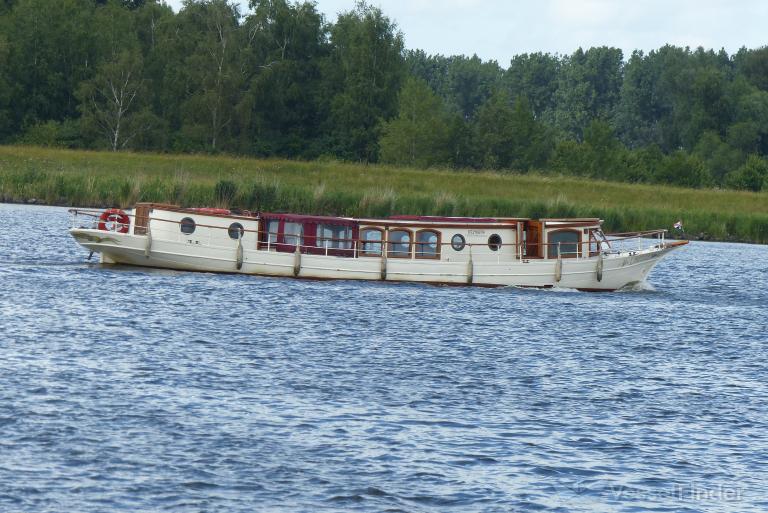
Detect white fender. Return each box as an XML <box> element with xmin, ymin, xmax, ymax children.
<box><xmin>293</xmin><ymin>243</ymin><xmax>301</xmax><ymax>277</ymax></box>
<box><xmin>144</xmin><ymin>223</ymin><xmax>152</xmax><ymax>258</ymax></box>
<box><xmin>236</xmin><ymin>236</ymin><xmax>244</xmax><ymax>270</ymax></box>
<box><xmin>467</xmin><ymin>246</ymin><xmax>474</xmax><ymax>285</ymax></box>
<box><xmin>596</xmin><ymin>253</ymin><xmax>604</xmax><ymax>282</ymax></box>
<box><xmin>380</xmin><ymin>228</ymin><xmax>388</xmax><ymax>280</ymax></box>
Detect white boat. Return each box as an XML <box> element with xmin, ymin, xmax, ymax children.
<box><xmin>68</xmin><ymin>203</ymin><xmax>688</xmax><ymax>291</ymax></box>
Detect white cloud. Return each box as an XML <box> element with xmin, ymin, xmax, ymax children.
<box><xmin>163</xmin><ymin>0</ymin><xmax>768</xmax><ymax>62</ymax></box>
<box><xmin>548</xmin><ymin>0</ymin><xmax>621</xmax><ymax>26</ymax></box>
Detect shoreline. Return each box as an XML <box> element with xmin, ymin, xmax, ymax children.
<box><xmin>1</xmin><ymin>145</ymin><xmax>766</xmax><ymax>245</ymax></box>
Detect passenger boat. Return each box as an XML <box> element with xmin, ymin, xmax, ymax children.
<box><xmin>68</xmin><ymin>203</ymin><xmax>688</xmax><ymax>291</ymax></box>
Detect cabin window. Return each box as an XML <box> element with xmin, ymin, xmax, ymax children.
<box><xmin>284</xmin><ymin>222</ymin><xmax>303</xmax><ymax>247</ymax></box>
<box><xmin>488</xmin><ymin>234</ymin><xmax>502</xmax><ymax>251</ymax></box>
<box><xmin>361</xmin><ymin>228</ymin><xmax>383</xmax><ymax>256</ymax></box>
<box><xmin>265</xmin><ymin>219</ymin><xmax>280</xmax><ymax>244</ymax></box>
<box><xmin>415</xmin><ymin>230</ymin><xmax>440</xmax><ymax>259</ymax></box>
<box><xmin>388</xmin><ymin>229</ymin><xmax>412</xmax><ymax>258</ymax></box>
<box><xmin>317</xmin><ymin>224</ymin><xmax>352</xmax><ymax>250</ymax></box>
<box><xmin>451</xmin><ymin>234</ymin><xmax>466</xmax><ymax>251</ymax></box>
<box><xmin>548</xmin><ymin>230</ymin><xmax>580</xmax><ymax>258</ymax></box>
<box><xmin>228</xmin><ymin>222</ymin><xmax>244</xmax><ymax>240</ymax></box>
<box><xmin>180</xmin><ymin>217</ymin><xmax>195</xmax><ymax>235</ymax></box>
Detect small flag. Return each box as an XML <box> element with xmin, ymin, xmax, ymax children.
<box><xmin>673</xmin><ymin>220</ymin><xmax>683</xmax><ymax>230</ymax></box>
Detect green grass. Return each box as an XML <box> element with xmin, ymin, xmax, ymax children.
<box><xmin>2</xmin><ymin>144</ymin><xmax>767</xmax><ymax>243</ymax></box>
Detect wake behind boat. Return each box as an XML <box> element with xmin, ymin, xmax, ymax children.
<box><xmin>68</xmin><ymin>203</ymin><xmax>688</xmax><ymax>291</ymax></box>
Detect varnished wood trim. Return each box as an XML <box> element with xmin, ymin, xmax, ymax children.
<box><xmin>142</xmin><ymin>203</ymin><xmax>257</xmax><ymax>220</ymax></box>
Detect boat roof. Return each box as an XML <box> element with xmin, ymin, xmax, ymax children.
<box><xmin>259</xmin><ymin>212</ymin><xmax>358</xmax><ymax>225</ymax></box>
<box><xmin>541</xmin><ymin>218</ymin><xmax>602</xmax><ymax>227</ymax></box>
<box><xmin>259</xmin><ymin>212</ymin><xmax>521</xmax><ymax>227</ymax></box>
<box><xmin>389</xmin><ymin>215</ymin><xmax>511</xmax><ymax>223</ymax></box>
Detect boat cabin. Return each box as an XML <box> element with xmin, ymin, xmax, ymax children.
<box><xmin>534</xmin><ymin>219</ymin><xmax>610</xmax><ymax>259</ymax></box>
<box><xmin>127</xmin><ymin>204</ymin><xmax>608</xmax><ymax>262</ymax></box>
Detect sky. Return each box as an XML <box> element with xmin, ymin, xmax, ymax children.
<box><xmin>165</xmin><ymin>0</ymin><xmax>768</xmax><ymax>64</ymax></box>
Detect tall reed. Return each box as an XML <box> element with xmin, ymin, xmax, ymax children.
<box><xmin>1</xmin><ymin>145</ymin><xmax>766</xmax><ymax>243</ymax></box>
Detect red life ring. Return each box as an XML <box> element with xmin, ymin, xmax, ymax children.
<box><xmin>98</xmin><ymin>208</ymin><xmax>130</xmax><ymax>233</ymax></box>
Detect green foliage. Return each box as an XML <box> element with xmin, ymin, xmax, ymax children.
<box><xmin>2</xmin><ymin>146</ymin><xmax>767</xmax><ymax>243</ymax></box>
<box><xmin>247</xmin><ymin>180</ymin><xmax>279</xmax><ymax>211</ymax></box>
<box><xmin>379</xmin><ymin>77</ymin><xmax>456</xmax><ymax>168</ymax></box>
<box><xmin>1</xmin><ymin>2</ymin><xmax>768</xmax><ymax>192</ymax></box>
<box><xmin>238</xmin><ymin>0</ymin><xmax>327</xmax><ymax>158</ymax></box>
<box><xmin>17</xmin><ymin>119</ymin><xmax>83</xmax><ymax>148</ymax></box>
<box><xmin>692</xmin><ymin>131</ymin><xmax>744</xmax><ymax>184</ymax></box>
<box><xmin>553</xmin><ymin>47</ymin><xmax>624</xmax><ymax>140</ymax></box>
<box><xmin>733</xmin><ymin>88</ymin><xmax>768</xmax><ymax>154</ymax></box>
<box><xmin>175</xmin><ymin>0</ymin><xmax>244</xmax><ymax>152</ymax></box>
<box><xmin>725</xmin><ymin>154</ymin><xmax>768</xmax><ymax>191</ymax></box>
<box><xmin>444</xmin><ymin>55</ymin><xmax>503</xmax><ymax>119</ymax></box>
<box><xmin>0</xmin><ymin>32</ymin><xmax>11</xmax><ymax>140</ymax></box>
<box><xmin>406</xmin><ymin>51</ymin><xmax>503</xmax><ymax>120</ymax></box>
<box><xmin>214</xmin><ymin>179</ymin><xmax>238</xmax><ymax>206</ymax></box>
<box><xmin>325</xmin><ymin>1</ymin><xmax>405</xmax><ymax>161</ymax></box>
<box><xmin>473</xmin><ymin>91</ymin><xmax>553</xmax><ymax>171</ymax></box>
<box><xmin>656</xmin><ymin>151</ymin><xmax>712</xmax><ymax>188</ymax></box>
<box><xmin>505</xmin><ymin>52</ymin><xmax>560</xmax><ymax>120</ymax></box>
<box><xmin>5</xmin><ymin>0</ymin><xmax>99</xmax><ymax>127</ymax></box>
<box><xmin>551</xmin><ymin>120</ymin><xmax>623</xmax><ymax>179</ymax></box>
<box><xmin>735</xmin><ymin>46</ymin><xmax>768</xmax><ymax>91</ymax></box>
<box><xmin>76</xmin><ymin>49</ymin><xmax>149</xmax><ymax>151</ymax></box>
<box><xmin>621</xmin><ymin>145</ymin><xmax>662</xmax><ymax>183</ymax></box>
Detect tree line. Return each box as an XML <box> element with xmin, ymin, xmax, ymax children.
<box><xmin>1</xmin><ymin>0</ymin><xmax>767</xmax><ymax>192</ymax></box>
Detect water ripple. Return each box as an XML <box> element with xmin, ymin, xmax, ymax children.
<box><xmin>1</xmin><ymin>203</ymin><xmax>767</xmax><ymax>512</ymax></box>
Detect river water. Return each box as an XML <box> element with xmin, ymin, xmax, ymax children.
<box><xmin>1</xmin><ymin>203</ymin><xmax>767</xmax><ymax>513</ymax></box>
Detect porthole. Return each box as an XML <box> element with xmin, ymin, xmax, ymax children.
<box><xmin>180</xmin><ymin>217</ymin><xmax>196</xmax><ymax>235</ymax></box>
<box><xmin>488</xmin><ymin>234</ymin><xmax>502</xmax><ymax>251</ymax></box>
<box><xmin>451</xmin><ymin>234</ymin><xmax>466</xmax><ymax>251</ymax></box>
<box><xmin>228</xmin><ymin>222</ymin><xmax>244</xmax><ymax>240</ymax></box>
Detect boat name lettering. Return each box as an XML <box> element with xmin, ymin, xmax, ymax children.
<box><xmin>468</xmin><ymin>229</ymin><xmax>485</xmax><ymax>236</ymax></box>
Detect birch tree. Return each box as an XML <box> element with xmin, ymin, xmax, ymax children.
<box><xmin>77</xmin><ymin>50</ymin><xmax>148</xmax><ymax>150</ymax></box>
<box><xmin>177</xmin><ymin>0</ymin><xmax>243</xmax><ymax>151</ymax></box>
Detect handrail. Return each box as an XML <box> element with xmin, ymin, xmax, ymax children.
<box><xmin>604</xmin><ymin>229</ymin><xmax>667</xmax><ymax>237</ymax></box>
<box><xmin>69</xmin><ymin>208</ymin><xmax>672</xmax><ymax>258</ymax></box>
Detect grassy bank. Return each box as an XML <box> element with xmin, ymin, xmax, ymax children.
<box><xmin>1</xmin><ymin>145</ymin><xmax>767</xmax><ymax>243</ymax></box>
